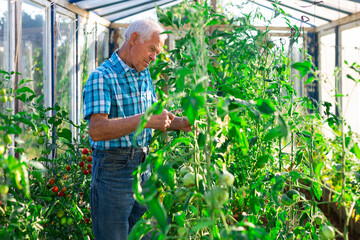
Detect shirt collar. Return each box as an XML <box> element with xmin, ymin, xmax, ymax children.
<box><xmin>111</xmin><ymin>49</ymin><xmax>147</xmax><ymax>76</ymax></box>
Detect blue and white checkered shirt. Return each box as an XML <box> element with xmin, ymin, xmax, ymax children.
<box><xmin>83</xmin><ymin>50</ymin><xmax>157</xmax><ymax>150</ymax></box>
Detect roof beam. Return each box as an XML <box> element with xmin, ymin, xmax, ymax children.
<box><xmin>99</xmin><ymin>0</ymin><xmax>162</xmax><ymax>17</ymax></box>
<box><xmin>297</xmin><ymin>0</ymin><xmax>352</xmax><ymax>15</ymax></box>
<box><xmin>105</xmin><ymin>0</ymin><xmax>181</xmax><ymax>22</ymax></box>
<box><xmin>86</xmin><ymin>1</ymin><xmax>130</xmax><ymax>11</ymax></box>
<box><xmin>55</xmin><ymin>0</ymin><xmax>111</xmax><ymax>27</ymax></box>
<box><xmin>346</xmin><ymin>0</ymin><xmax>360</xmax><ymax>4</ymax></box>
<box><xmin>249</xmin><ymin>0</ymin><xmax>317</xmax><ymax>27</ymax></box>
<box><xmin>316</xmin><ymin>9</ymin><xmax>360</xmax><ymax>32</ymax></box>
<box><xmin>265</xmin><ymin>0</ymin><xmax>333</xmax><ymax>22</ymax></box>
<box><xmin>110</xmin><ymin>22</ymin><xmax>315</xmax><ymax>33</ymax></box>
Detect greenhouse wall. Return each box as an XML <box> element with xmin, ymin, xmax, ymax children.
<box><xmin>319</xmin><ymin>22</ymin><xmax>360</xmax><ymax>135</ymax></box>
<box><xmin>0</xmin><ymin>0</ymin><xmax>110</xmax><ymax>141</ymax></box>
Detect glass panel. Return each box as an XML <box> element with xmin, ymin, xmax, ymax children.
<box><xmin>21</xmin><ymin>0</ymin><xmax>46</xmax><ymax>158</ymax></box>
<box><xmin>22</xmin><ymin>0</ymin><xmax>46</xmax><ymax>98</ymax></box>
<box><xmin>319</xmin><ymin>33</ymin><xmax>336</xmax><ymax>115</ymax></box>
<box><xmin>97</xmin><ymin>25</ymin><xmax>109</xmax><ymax>66</ymax></box>
<box><xmin>271</xmin><ymin>36</ymin><xmax>304</xmax><ymax>96</ymax></box>
<box><xmin>55</xmin><ymin>11</ymin><xmax>75</xmax><ymax>120</ymax></box>
<box><xmin>79</xmin><ymin>18</ymin><xmax>95</xmax><ymax>121</ymax></box>
<box><xmin>341</xmin><ymin>26</ymin><xmax>360</xmax><ymax>134</ymax></box>
<box><xmin>0</xmin><ymin>0</ymin><xmax>8</xmax><ymax>70</ymax></box>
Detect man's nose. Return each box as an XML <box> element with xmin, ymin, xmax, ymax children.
<box><xmin>149</xmin><ymin>53</ymin><xmax>156</xmax><ymax>61</ymax></box>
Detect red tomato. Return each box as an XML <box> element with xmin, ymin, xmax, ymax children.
<box><xmin>66</xmin><ymin>166</ymin><xmax>71</xmax><ymax>171</ymax></box>
<box><xmin>85</xmin><ymin>218</ymin><xmax>90</xmax><ymax>224</ymax></box>
<box><xmin>87</xmin><ymin>155</ymin><xmax>93</xmax><ymax>162</ymax></box>
<box><xmin>83</xmin><ymin>170</ymin><xmax>89</xmax><ymax>175</ymax></box>
<box><xmin>62</xmin><ymin>187</ymin><xmax>67</xmax><ymax>192</ymax></box>
<box><xmin>48</xmin><ymin>178</ymin><xmax>55</xmax><ymax>186</ymax></box>
<box><xmin>57</xmin><ymin>191</ymin><xmax>65</xmax><ymax>197</ymax></box>
<box><xmin>79</xmin><ymin>161</ymin><xmax>85</xmax><ymax>168</ymax></box>
<box><xmin>82</xmin><ymin>148</ymin><xmax>89</xmax><ymax>155</ymax></box>
<box><xmin>52</xmin><ymin>186</ymin><xmax>59</xmax><ymax>193</ymax></box>
<box><xmin>87</xmin><ymin>164</ymin><xmax>92</xmax><ymax>169</ymax></box>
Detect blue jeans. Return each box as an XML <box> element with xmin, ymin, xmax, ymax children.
<box><xmin>90</xmin><ymin>147</ymin><xmax>150</xmax><ymax>240</ymax></box>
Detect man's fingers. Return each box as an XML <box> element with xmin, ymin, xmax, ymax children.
<box><xmin>168</xmin><ymin>112</ymin><xmax>175</xmax><ymax>121</ymax></box>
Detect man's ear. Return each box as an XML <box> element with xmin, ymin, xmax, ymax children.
<box><xmin>129</xmin><ymin>32</ymin><xmax>139</xmax><ymax>46</ymax></box>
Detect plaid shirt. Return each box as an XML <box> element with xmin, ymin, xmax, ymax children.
<box><xmin>83</xmin><ymin>50</ymin><xmax>157</xmax><ymax>150</ymax></box>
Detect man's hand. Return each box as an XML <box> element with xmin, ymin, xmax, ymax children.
<box><xmin>180</xmin><ymin>117</ymin><xmax>192</xmax><ymax>132</ymax></box>
<box><xmin>146</xmin><ymin>110</ymin><xmax>175</xmax><ymax>131</ymax></box>
<box><xmin>168</xmin><ymin>116</ymin><xmax>192</xmax><ymax>132</ymax></box>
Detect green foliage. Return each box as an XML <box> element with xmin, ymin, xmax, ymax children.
<box><xmin>0</xmin><ymin>69</ymin><xmax>93</xmax><ymax>239</ymax></box>
<box><xmin>132</xmin><ymin>1</ymin><xmax>360</xmax><ymax>239</ymax></box>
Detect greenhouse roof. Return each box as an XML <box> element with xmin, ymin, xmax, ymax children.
<box><xmin>249</xmin><ymin>0</ymin><xmax>360</xmax><ymax>28</ymax></box>
<box><xmin>68</xmin><ymin>0</ymin><xmax>182</xmax><ymax>22</ymax></box>
<box><xmin>67</xmin><ymin>0</ymin><xmax>360</xmax><ymax>31</ymax></box>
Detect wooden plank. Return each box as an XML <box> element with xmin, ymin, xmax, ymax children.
<box><xmin>316</xmin><ymin>11</ymin><xmax>360</xmax><ymax>32</ymax></box>
<box><xmin>110</xmin><ymin>22</ymin><xmax>315</xmax><ymax>32</ymax></box>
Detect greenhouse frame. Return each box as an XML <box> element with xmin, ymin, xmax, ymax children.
<box><xmin>1</xmin><ymin>0</ymin><xmax>360</xmax><ymax>239</ymax></box>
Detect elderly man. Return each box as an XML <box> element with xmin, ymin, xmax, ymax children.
<box><xmin>83</xmin><ymin>19</ymin><xmax>191</xmax><ymax>239</ymax></box>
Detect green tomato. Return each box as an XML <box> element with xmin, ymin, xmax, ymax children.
<box><xmin>0</xmin><ymin>145</ymin><xmax>5</xmax><ymax>155</ymax></box>
<box><xmin>1</xmin><ymin>95</ymin><xmax>7</xmax><ymax>103</ymax></box>
<box><xmin>281</xmin><ymin>193</ymin><xmax>294</xmax><ymax>206</ymax></box>
<box><xmin>175</xmin><ymin>187</ymin><xmax>188</xmax><ymax>202</ymax></box>
<box><xmin>183</xmin><ymin>173</ymin><xmax>203</xmax><ymax>187</ymax></box>
<box><xmin>314</xmin><ymin>215</ymin><xmax>323</xmax><ymax>225</ymax></box>
<box><xmin>60</xmin><ymin>217</ymin><xmax>67</xmax><ymax>225</ymax></box>
<box><xmin>57</xmin><ymin>210</ymin><xmax>65</xmax><ymax>218</ymax></box>
<box><xmin>206</xmin><ymin>186</ymin><xmax>229</xmax><ymax>205</ymax></box>
<box><xmin>179</xmin><ymin>165</ymin><xmax>193</xmax><ymax>176</ymax></box>
<box><xmin>0</xmin><ymin>185</ymin><xmax>9</xmax><ymax>194</ymax></box>
<box><xmin>320</xmin><ymin>225</ymin><xmax>335</xmax><ymax>240</ymax></box>
<box><xmin>4</xmin><ymin>134</ymin><xmax>12</xmax><ymax>144</ymax></box>
<box><xmin>183</xmin><ymin>172</ymin><xmax>195</xmax><ymax>187</ymax></box>
<box><xmin>66</xmin><ymin>217</ymin><xmax>73</xmax><ymax>226</ymax></box>
<box><xmin>37</xmin><ymin>137</ymin><xmax>44</xmax><ymax>145</ymax></box>
<box><xmin>218</xmin><ymin>171</ymin><xmax>235</xmax><ymax>186</ymax></box>
<box><xmin>33</xmin><ymin>130</ymin><xmax>39</xmax><ymax>136</ymax></box>
<box><xmin>0</xmin><ymin>88</ymin><xmax>6</xmax><ymax>95</ymax></box>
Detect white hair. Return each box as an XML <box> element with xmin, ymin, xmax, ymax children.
<box><xmin>124</xmin><ymin>19</ymin><xmax>168</xmax><ymax>43</ymax></box>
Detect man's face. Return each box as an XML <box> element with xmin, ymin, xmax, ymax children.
<box><xmin>129</xmin><ymin>32</ymin><xmax>164</xmax><ymax>73</ymax></box>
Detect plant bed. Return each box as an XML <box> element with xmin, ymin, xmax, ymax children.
<box><xmin>299</xmin><ymin>180</ymin><xmax>360</xmax><ymax>240</ymax></box>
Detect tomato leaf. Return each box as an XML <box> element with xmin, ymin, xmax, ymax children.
<box><xmin>157</xmin><ymin>165</ymin><xmax>176</xmax><ymax>189</ymax></box>
<box><xmin>190</xmin><ymin>219</ymin><xmax>214</xmax><ymax>233</ymax></box>
<box><xmin>170</xmin><ymin>137</ymin><xmax>192</xmax><ymax>148</ymax></box>
<box><xmin>128</xmin><ymin>219</ymin><xmax>153</xmax><ymax>240</ymax></box>
<box><xmin>292</xmin><ymin>61</ymin><xmax>312</xmax><ymax>78</ymax></box>
<box><xmin>256</xmin><ymin>99</ymin><xmax>276</xmax><ymax>114</ymax></box>
<box><xmin>57</xmin><ymin>128</ymin><xmax>72</xmax><ymax>143</ymax></box>
<box><xmin>181</xmin><ymin>95</ymin><xmax>205</xmax><ymax>125</ymax></box>
<box><xmin>147</xmin><ymin>198</ymin><xmax>168</xmax><ymax>234</ymax></box>
<box><xmin>351</xmin><ymin>143</ymin><xmax>360</xmax><ymax>159</ymax></box>
<box><xmin>312</xmin><ymin>182</ymin><xmax>322</xmax><ymax>201</ymax></box>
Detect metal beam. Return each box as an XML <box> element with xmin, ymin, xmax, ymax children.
<box><xmin>86</xmin><ymin>0</ymin><xmax>129</xmax><ymax>11</ymax></box>
<box><xmin>106</xmin><ymin>0</ymin><xmax>181</xmax><ymax>22</ymax></box>
<box><xmin>299</xmin><ymin>0</ymin><xmax>352</xmax><ymax>15</ymax></box>
<box><xmin>249</xmin><ymin>0</ymin><xmax>316</xmax><ymax>27</ymax></box>
<box><xmin>347</xmin><ymin>0</ymin><xmax>360</xmax><ymax>3</ymax></box>
<box><xmin>266</xmin><ymin>0</ymin><xmax>332</xmax><ymax>22</ymax></box>
<box><xmin>316</xmin><ymin>10</ymin><xmax>360</xmax><ymax>32</ymax></box>
<box><xmin>68</xmin><ymin>0</ymin><xmax>84</xmax><ymax>3</ymax></box>
<box><xmin>100</xmin><ymin>0</ymin><xmax>172</xmax><ymax>18</ymax></box>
